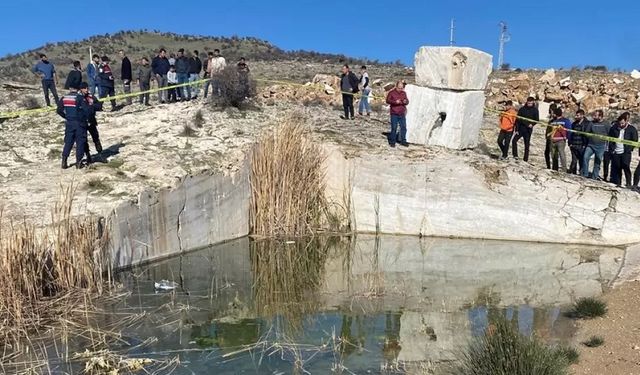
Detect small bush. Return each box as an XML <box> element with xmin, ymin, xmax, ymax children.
<box><xmin>582</xmin><ymin>336</ymin><xmax>604</xmax><ymax>348</ymax></box>
<box><xmin>453</xmin><ymin>318</ymin><xmax>570</xmax><ymax>375</ymax></box>
<box><xmin>21</xmin><ymin>96</ymin><xmax>41</xmax><ymax>110</ymax></box>
<box><xmin>212</xmin><ymin>66</ymin><xmax>256</xmax><ymax>109</ymax></box>
<box><xmin>567</xmin><ymin>297</ymin><xmax>607</xmax><ymax>319</ymax></box>
<box><xmin>553</xmin><ymin>345</ymin><xmax>579</xmax><ymax>365</ymax></box>
<box><xmin>178</xmin><ymin>124</ymin><xmax>197</xmax><ymax>137</ymax></box>
<box><xmin>193</xmin><ymin>110</ymin><xmax>204</xmax><ymax>128</ymax></box>
<box><xmin>85</xmin><ymin>178</ymin><xmax>112</xmax><ymax>194</ymax></box>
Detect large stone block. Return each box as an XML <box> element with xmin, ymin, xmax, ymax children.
<box><xmin>414</xmin><ymin>46</ymin><xmax>493</xmax><ymax>90</ymax></box>
<box><xmin>405</xmin><ymin>84</ymin><xmax>485</xmax><ymax>149</ymax></box>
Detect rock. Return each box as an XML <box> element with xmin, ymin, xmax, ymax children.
<box><xmin>631</xmin><ymin>70</ymin><xmax>640</xmax><ymax>79</ymax></box>
<box><xmin>571</xmin><ymin>90</ymin><xmax>588</xmax><ymax>102</ymax></box>
<box><xmin>539</xmin><ymin>69</ymin><xmax>556</xmax><ymax>83</ymax></box>
<box><xmin>312</xmin><ymin>74</ymin><xmax>339</xmax><ymax>87</ymax></box>
<box><xmin>405</xmin><ymin>84</ymin><xmax>485</xmax><ymax>149</ymax></box>
<box><xmin>545</xmin><ymin>88</ymin><xmax>564</xmax><ymax>102</ymax></box>
<box><xmin>613</xmin><ymin>78</ymin><xmax>624</xmax><ymax>85</ymax></box>
<box><xmin>414</xmin><ymin>46</ymin><xmax>492</xmax><ymax>90</ymax></box>
<box><xmin>372</xmin><ymin>78</ymin><xmax>383</xmax><ymax>86</ymax></box>
<box><xmin>383</xmin><ymin>82</ymin><xmax>395</xmax><ymax>91</ymax></box>
<box><xmin>323</xmin><ymin>84</ymin><xmax>335</xmax><ymax>95</ymax></box>
<box><xmin>582</xmin><ymin>95</ymin><xmax>611</xmax><ymax>111</ymax></box>
<box><xmin>538</xmin><ymin>102</ymin><xmax>552</xmax><ymax>121</ymax></box>
<box><xmin>559</xmin><ymin>77</ymin><xmax>571</xmax><ymax>88</ymax></box>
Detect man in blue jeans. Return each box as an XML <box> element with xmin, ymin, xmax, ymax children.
<box><xmin>32</xmin><ymin>54</ymin><xmax>59</xmax><ymax>106</ymax></box>
<box><xmin>358</xmin><ymin>66</ymin><xmax>371</xmax><ymax>116</ymax></box>
<box><xmin>175</xmin><ymin>49</ymin><xmax>190</xmax><ymax>100</ymax></box>
<box><xmin>582</xmin><ymin>109</ymin><xmax>611</xmax><ymax>179</ymax></box>
<box><xmin>385</xmin><ymin>81</ymin><xmax>409</xmax><ymax>147</ymax></box>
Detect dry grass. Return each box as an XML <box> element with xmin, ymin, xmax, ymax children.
<box><xmin>0</xmin><ymin>184</ymin><xmax>111</xmax><ymax>357</ymax></box>
<box><xmin>249</xmin><ymin>113</ymin><xmax>331</xmax><ymax>237</ymax></box>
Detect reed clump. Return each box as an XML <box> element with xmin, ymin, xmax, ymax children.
<box><xmin>0</xmin><ymin>185</ymin><xmax>111</xmax><ymax>353</ymax></box>
<box><xmin>249</xmin><ymin>113</ymin><xmax>332</xmax><ymax>237</ymax></box>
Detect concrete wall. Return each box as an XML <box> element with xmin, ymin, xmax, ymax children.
<box><xmin>108</xmin><ymin>168</ymin><xmax>250</xmax><ymax>269</ymax></box>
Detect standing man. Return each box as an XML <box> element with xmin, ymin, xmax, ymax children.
<box><xmin>207</xmin><ymin>49</ymin><xmax>226</xmax><ymax>97</ymax></box>
<box><xmin>549</xmin><ymin>107</ymin><xmax>572</xmax><ymax>172</ymax></box>
<box><xmin>175</xmin><ymin>49</ymin><xmax>190</xmax><ymax>100</ymax></box>
<box><xmin>188</xmin><ymin>50</ymin><xmax>202</xmax><ymax>99</ymax></box>
<box><xmin>608</xmin><ymin>112</ymin><xmax>637</xmax><ymax>187</ymax></box>
<box><xmin>203</xmin><ymin>52</ymin><xmax>214</xmax><ymax>98</ymax></box>
<box><xmin>86</xmin><ymin>54</ymin><xmax>101</xmax><ymax>96</ymax></box>
<box><xmin>80</xmin><ymin>82</ymin><xmax>103</xmax><ymax>161</ymax></box>
<box><xmin>56</xmin><ymin>82</ymin><xmax>91</xmax><ymax>169</ymax></box>
<box><xmin>568</xmin><ymin>109</ymin><xmax>589</xmax><ymax>174</ymax></box>
<box><xmin>119</xmin><ymin>50</ymin><xmax>133</xmax><ymax>105</ymax></box>
<box><xmin>339</xmin><ymin>65</ymin><xmax>359</xmax><ymax>120</ymax></box>
<box><xmin>358</xmin><ymin>65</ymin><xmax>371</xmax><ymax>116</ymax></box>
<box><xmin>32</xmin><ymin>53</ymin><xmax>59</xmax><ymax>107</ymax></box>
<box><xmin>98</xmin><ymin>56</ymin><xmax>117</xmax><ymax>111</ymax></box>
<box><xmin>64</xmin><ymin>61</ymin><xmax>82</xmax><ymax>90</ymax></box>
<box><xmin>544</xmin><ymin>103</ymin><xmax>559</xmax><ymax>170</ymax></box>
<box><xmin>497</xmin><ymin>100</ymin><xmax>517</xmax><ymax>159</ymax></box>
<box><xmin>511</xmin><ymin>97</ymin><xmax>539</xmax><ymax>162</ymax></box>
<box><xmin>137</xmin><ymin>57</ymin><xmax>153</xmax><ymax>106</ymax></box>
<box><xmin>582</xmin><ymin>109</ymin><xmax>610</xmax><ymax>180</ymax></box>
<box><xmin>385</xmin><ymin>81</ymin><xmax>409</xmax><ymax>147</ymax></box>
<box><xmin>151</xmin><ymin>49</ymin><xmax>170</xmax><ymax>103</ymax></box>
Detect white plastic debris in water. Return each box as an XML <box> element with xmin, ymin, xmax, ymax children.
<box><xmin>154</xmin><ymin>280</ymin><xmax>179</xmax><ymax>291</ymax></box>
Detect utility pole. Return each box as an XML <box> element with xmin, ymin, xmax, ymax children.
<box><xmin>449</xmin><ymin>18</ymin><xmax>455</xmax><ymax>46</ymax></box>
<box><xmin>498</xmin><ymin>21</ymin><xmax>511</xmax><ymax>69</ymax></box>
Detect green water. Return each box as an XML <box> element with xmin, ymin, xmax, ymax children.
<box><xmin>42</xmin><ymin>235</ymin><xmax>622</xmax><ymax>374</ymax></box>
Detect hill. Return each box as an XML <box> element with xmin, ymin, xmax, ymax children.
<box><xmin>0</xmin><ymin>30</ymin><xmax>392</xmax><ymax>82</ymax></box>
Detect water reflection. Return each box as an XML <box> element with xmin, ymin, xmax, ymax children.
<box><xmin>48</xmin><ymin>235</ymin><xmax>624</xmax><ymax>373</ymax></box>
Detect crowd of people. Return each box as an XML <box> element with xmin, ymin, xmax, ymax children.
<box><xmin>498</xmin><ymin>97</ymin><xmax>640</xmax><ymax>189</ymax></box>
<box><xmin>31</xmin><ymin>48</ymin><xmax>250</xmax><ymax>169</ymax></box>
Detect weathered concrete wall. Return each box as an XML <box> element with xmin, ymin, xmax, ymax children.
<box><xmin>108</xmin><ymin>169</ymin><xmax>250</xmax><ymax>269</ymax></box>
<box><xmin>325</xmin><ymin>146</ymin><xmax>640</xmax><ymax>246</ymax></box>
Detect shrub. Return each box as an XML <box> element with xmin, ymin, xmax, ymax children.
<box><xmin>567</xmin><ymin>297</ymin><xmax>607</xmax><ymax>319</ymax></box>
<box><xmin>193</xmin><ymin>109</ymin><xmax>204</xmax><ymax>128</ymax></box>
<box><xmin>453</xmin><ymin>318</ymin><xmax>570</xmax><ymax>375</ymax></box>
<box><xmin>582</xmin><ymin>336</ymin><xmax>604</xmax><ymax>348</ymax></box>
<box><xmin>212</xmin><ymin>66</ymin><xmax>256</xmax><ymax>109</ymax></box>
<box><xmin>553</xmin><ymin>345</ymin><xmax>579</xmax><ymax>365</ymax></box>
<box><xmin>21</xmin><ymin>96</ymin><xmax>41</xmax><ymax>110</ymax></box>
<box><xmin>178</xmin><ymin>124</ymin><xmax>197</xmax><ymax>137</ymax></box>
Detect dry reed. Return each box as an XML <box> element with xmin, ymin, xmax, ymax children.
<box><xmin>249</xmin><ymin>113</ymin><xmax>331</xmax><ymax>237</ymax></box>
<box><xmin>0</xmin><ymin>185</ymin><xmax>111</xmax><ymax>355</ymax></box>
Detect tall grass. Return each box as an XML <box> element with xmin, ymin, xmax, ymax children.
<box><xmin>249</xmin><ymin>113</ymin><xmax>331</xmax><ymax>237</ymax></box>
<box><xmin>0</xmin><ymin>185</ymin><xmax>111</xmax><ymax>353</ymax></box>
<box><xmin>453</xmin><ymin>318</ymin><xmax>571</xmax><ymax>375</ymax></box>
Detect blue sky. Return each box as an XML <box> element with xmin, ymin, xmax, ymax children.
<box><xmin>2</xmin><ymin>0</ymin><xmax>639</xmax><ymax>70</ymax></box>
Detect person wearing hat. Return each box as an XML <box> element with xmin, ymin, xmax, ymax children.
<box><xmin>511</xmin><ymin>96</ymin><xmax>539</xmax><ymax>162</ymax></box>
<box><xmin>80</xmin><ymin>82</ymin><xmax>104</xmax><ymax>162</ymax></box>
<box><xmin>56</xmin><ymin>81</ymin><xmax>92</xmax><ymax>169</ymax></box>
<box><xmin>98</xmin><ymin>55</ymin><xmax>117</xmax><ymax>111</ymax></box>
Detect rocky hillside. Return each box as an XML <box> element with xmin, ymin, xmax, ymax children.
<box><xmin>0</xmin><ymin>30</ymin><xmax>396</xmax><ymax>83</ymax></box>
<box><xmin>485</xmin><ymin>68</ymin><xmax>640</xmax><ymax>120</ymax></box>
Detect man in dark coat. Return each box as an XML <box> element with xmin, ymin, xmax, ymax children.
<box><xmin>511</xmin><ymin>97</ymin><xmax>539</xmax><ymax>162</ymax></box>
<box><xmin>340</xmin><ymin>65</ymin><xmax>359</xmax><ymax>120</ymax></box>
<box><xmin>119</xmin><ymin>50</ymin><xmax>133</xmax><ymax>105</ymax></box>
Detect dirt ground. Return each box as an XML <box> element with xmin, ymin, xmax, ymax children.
<box><xmin>571</xmin><ymin>281</ymin><xmax>640</xmax><ymax>375</ymax></box>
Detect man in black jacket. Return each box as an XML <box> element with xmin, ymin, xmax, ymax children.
<box><xmin>608</xmin><ymin>112</ymin><xmax>638</xmax><ymax>186</ymax></box>
<box><xmin>64</xmin><ymin>61</ymin><xmax>82</xmax><ymax>90</ymax></box>
<box><xmin>569</xmin><ymin>109</ymin><xmax>590</xmax><ymax>174</ymax></box>
<box><xmin>340</xmin><ymin>65</ymin><xmax>359</xmax><ymax>120</ymax></box>
<box><xmin>188</xmin><ymin>50</ymin><xmax>202</xmax><ymax>100</ymax></box>
<box><xmin>512</xmin><ymin>97</ymin><xmax>539</xmax><ymax>162</ymax></box>
<box><xmin>119</xmin><ymin>50</ymin><xmax>132</xmax><ymax>105</ymax></box>
<box><xmin>151</xmin><ymin>49</ymin><xmax>170</xmax><ymax>103</ymax></box>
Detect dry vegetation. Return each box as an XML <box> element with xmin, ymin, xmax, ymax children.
<box><xmin>249</xmin><ymin>113</ymin><xmax>333</xmax><ymax>237</ymax></box>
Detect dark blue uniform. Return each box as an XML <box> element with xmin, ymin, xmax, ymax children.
<box><xmin>56</xmin><ymin>91</ymin><xmax>92</xmax><ymax>169</ymax></box>
<box><xmin>83</xmin><ymin>93</ymin><xmax>103</xmax><ymax>159</ymax></box>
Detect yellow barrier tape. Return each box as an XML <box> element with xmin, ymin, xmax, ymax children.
<box><xmin>484</xmin><ymin>107</ymin><xmax>640</xmax><ymax>148</ymax></box>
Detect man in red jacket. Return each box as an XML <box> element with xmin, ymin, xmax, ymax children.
<box><xmin>385</xmin><ymin>81</ymin><xmax>409</xmax><ymax>147</ymax></box>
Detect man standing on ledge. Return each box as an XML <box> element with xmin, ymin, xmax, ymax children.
<box><xmin>497</xmin><ymin>100</ymin><xmax>517</xmax><ymax>159</ymax></box>
<box><xmin>32</xmin><ymin>53</ymin><xmax>59</xmax><ymax>107</ymax></box>
<box><xmin>512</xmin><ymin>96</ymin><xmax>539</xmax><ymax>162</ymax></box>
<box><xmin>119</xmin><ymin>50</ymin><xmax>132</xmax><ymax>105</ymax></box>
<box><xmin>385</xmin><ymin>81</ymin><xmax>409</xmax><ymax>148</ymax></box>
<box><xmin>340</xmin><ymin>65</ymin><xmax>359</xmax><ymax>120</ymax></box>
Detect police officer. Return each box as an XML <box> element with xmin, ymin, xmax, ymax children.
<box><xmin>98</xmin><ymin>55</ymin><xmax>117</xmax><ymax>111</ymax></box>
<box><xmin>56</xmin><ymin>82</ymin><xmax>92</xmax><ymax>169</ymax></box>
<box><xmin>79</xmin><ymin>82</ymin><xmax>103</xmax><ymax>163</ymax></box>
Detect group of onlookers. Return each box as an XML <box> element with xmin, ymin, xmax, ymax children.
<box><xmin>499</xmin><ymin>97</ymin><xmax>640</xmax><ymax>189</ymax></box>
<box><xmin>33</xmin><ymin>48</ymin><xmax>249</xmax><ymax>110</ymax></box>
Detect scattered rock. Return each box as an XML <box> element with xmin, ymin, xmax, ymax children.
<box><xmin>613</xmin><ymin>78</ymin><xmax>624</xmax><ymax>85</ymax></box>
<box><xmin>631</xmin><ymin>70</ymin><xmax>640</xmax><ymax>80</ymax></box>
